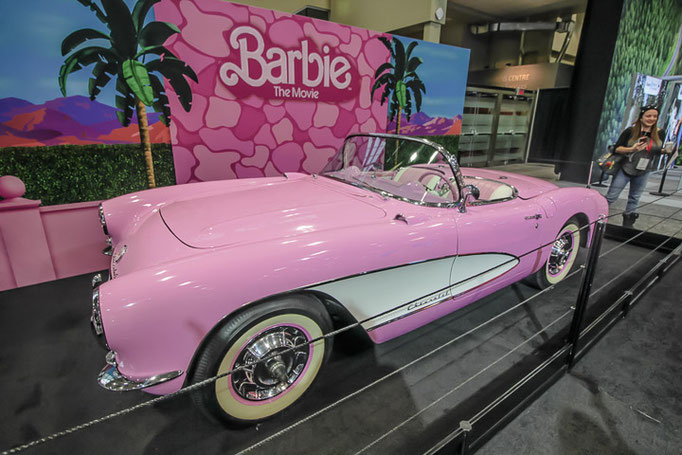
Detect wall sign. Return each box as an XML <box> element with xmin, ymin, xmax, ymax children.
<box><xmin>219</xmin><ymin>25</ymin><xmax>360</xmax><ymax>102</ymax></box>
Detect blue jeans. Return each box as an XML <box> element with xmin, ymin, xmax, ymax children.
<box><xmin>605</xmin><ymin>169</ymin><xmax>649</xmax><ymax>214</ymax></box>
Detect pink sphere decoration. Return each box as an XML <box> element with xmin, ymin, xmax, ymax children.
<box><xmin>0</xmin><ymin>176</ymin><xmax>26</xmax><ymax>199</ymax></box>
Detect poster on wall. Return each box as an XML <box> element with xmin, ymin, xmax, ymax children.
<box><xmin>0</xmin><ymin>0</ymin><xmax>469</xmax><ymax>198</ymax></box>
<box><xmin>155</xmin><ymin>0</ymin><xmax>469</xmax><ymax>183</ymax></box>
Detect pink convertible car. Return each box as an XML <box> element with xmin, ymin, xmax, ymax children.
<box><xmin>91</xmin><ymin>133</ymin><xmax>607</xmax><ymax>424</ymax></box>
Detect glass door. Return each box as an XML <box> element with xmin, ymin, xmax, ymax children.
<box><xmin>492</xmin><ymin>94</ymin><xmax>533</xmax><ymax>164</ymax></box>
<box><xmin>460</xmin><ymin>91</ymin><xmax>496</xmax><ymax>167</ymax></box>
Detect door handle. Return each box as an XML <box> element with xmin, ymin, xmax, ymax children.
<box><xmin>524</xmin><ymin>214</ymin><xmax>542</xmax><ymax>220</ymax></box>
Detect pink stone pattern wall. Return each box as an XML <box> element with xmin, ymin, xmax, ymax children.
<box><xmin>155</xmin><ymin>1</ymin><xmax>390</xmax><ymax>183</ymax></box>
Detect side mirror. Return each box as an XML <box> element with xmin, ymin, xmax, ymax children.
<box><xmin>459</xmin><ymin>184</ymin><xmax>480</xmax><ymax>212</ymax></box>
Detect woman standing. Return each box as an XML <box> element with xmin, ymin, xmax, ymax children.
<box><xmin>605</xmin><ymin>105</ymin><xmax>666</xmax><ymax>228</ymax></box>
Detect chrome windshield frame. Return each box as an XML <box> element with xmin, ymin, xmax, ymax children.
<box><xmin>324</xmin><ymin>133</ymin><xmax>465</xmax><ymax>209</ymax></box>
<box><xmin>461</xmin><ymin>174</ymin><xmax>519</xmax><ymax>205</ymax></box>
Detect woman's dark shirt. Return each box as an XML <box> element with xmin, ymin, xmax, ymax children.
<box><xmin>615</xmin><ymin>126</ymin><xmax>665</xmax><ymax>176</ymax></box>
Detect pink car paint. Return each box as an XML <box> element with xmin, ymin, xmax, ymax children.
<box><xmin>96</xmin><ymin>152</ymin><xmax>608</xmax><ymax>396</ymax></box>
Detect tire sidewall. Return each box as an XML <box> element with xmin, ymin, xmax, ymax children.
<box><xmin>192</xmin><ymin>296</ymin><xmax>332</xmax><ymax>425</ymax></box>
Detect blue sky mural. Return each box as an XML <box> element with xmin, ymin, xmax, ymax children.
<box><xmin>0</xmin><ymin>0</ymin><xmax>143</xmax><ymax>104</ymax></box>
<box><xmin>414</xmin><ymin>39</ymin><xmax>469</xmax><ymax>118</ymax></box>
<box><xmin>382</xmin><ymin>36</ymin><xmax>470</xmax><ymax>136</ymax></box>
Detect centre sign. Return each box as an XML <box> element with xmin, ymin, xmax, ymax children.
<box><xmin>219</xmin><ymin>25</ymin><xmax>359</xmax><ymax>101</ymax></box>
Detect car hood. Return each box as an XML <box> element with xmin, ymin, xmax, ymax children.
<box><xmin>461</xmin><ymin>168</ymin><xmax>558</xmax><ymax>199</ymax></box>
<box><xmin>159</xmin><ymin>176</ymin><xmax>387</xmax><ymax>248</ymax></box>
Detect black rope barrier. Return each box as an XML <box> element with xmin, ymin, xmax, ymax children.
<box><xmin>359</xmin><ymin>220</ymin><xmax>681</xmax><ymax>455</ymax></box>
<box><xmin>590</xmin><ymin>225</ymin><xmax>682</xmax><ymax>299</ymax></box>
<box><xmin>603</xmin><ymin>186</ymin><xmax>682</xmax><ymax>221</ymax></box>
<box><xmin>599</xmin><ymin>205</ymin><xmax>682</xmax><ymax>259</ymax></box>
<box><xmin>351</xmin><ymin>309</ymin><xmax>575</xmax><ymax>455</ymax></box>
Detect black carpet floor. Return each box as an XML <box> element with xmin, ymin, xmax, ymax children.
<box><xmin>0</xmin><ymin>238</ymin><xmax>680</xmax><ymax>455</ymax></box>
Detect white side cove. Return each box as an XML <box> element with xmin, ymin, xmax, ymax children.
<box><xmin>309</xmin><ymin>254</ymin><xmax>519</xmax><ymax>331</ymax></box>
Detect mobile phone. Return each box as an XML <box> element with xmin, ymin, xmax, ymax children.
<box><xmin>638</xmin><ymin>137</ymin><xmax>648</xmax><ymax>143</ymax></box>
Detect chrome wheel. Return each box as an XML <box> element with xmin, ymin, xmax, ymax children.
<box><xmin>190</xmin><ymin>295</ymin><xmax>333</xmax><ymax>425</ymax></box>
<box><xmin>544</xmin><ymin>222</ymin><xmax>581</xmax><ymax>285</ymax></box>
<box><xmin>548</xmin><ymin>232</ymin><xmax>574</xmax><ymax>276</ymax></box>
<box><xmin>232</xmin><ymin>326</ymin><xmax>311</xmax><ymax>401</ymax></box>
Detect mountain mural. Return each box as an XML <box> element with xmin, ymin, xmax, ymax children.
<box><xmin>387</xmin><ymin>113</ymin><xmax>462</xmax><ymax>136</ymax></box>
<box><xmin>0</xmin><ymin>96</ymin><xmax>170</xmax><ymax>148</ymax></box>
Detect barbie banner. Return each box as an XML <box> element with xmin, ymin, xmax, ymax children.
<box><xmin>154</xmin><ymin>0</ymin><xmax>469</xmax><ymax>182</ymax></box>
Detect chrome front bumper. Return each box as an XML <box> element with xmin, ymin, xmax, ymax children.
<box><xmin>98</xmin><ymin>351</ymin><xmax>183</xmax><ymax>392</ymax></box>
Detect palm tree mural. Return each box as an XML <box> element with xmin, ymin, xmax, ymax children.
<box><xmin>371</xmin><ymin>37</ymin><xmax>426</xmax><ymax>135</ymax></box>
<box><xmin>59</xmin><ymin>0</ymin><xmax>197</xmax><ymax>188</ymax></box>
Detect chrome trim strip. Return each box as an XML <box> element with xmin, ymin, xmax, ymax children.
<box><xmin>112</xmin><ymin>244</ymin><xmax>127</xmax><ymax>263</ymax></box>
<box><xmin>98</xmin><ymin>362</ymin><xmax>183</xmax><ymax>392</ymax></box>
<box><xmin>363</xmin><ymin>256</ymin><xmax>520</xmax><ymax>332</ymax></box>
<box><xmin>91</xmin><ymin>287</ymin><xmax>104</xmax><ymax>335</ymax></box>
<box><xmin>303</xmin><ymin>253</ymin><xmax>459</xmax><ymax>290</ymax></box>
<box><xmin>98</xmin><ymin>203</ymin><xmax>108</xmax><ymax>235</ymax></box>
<box><xmin>366</xmin><ymin>294</ymin><xmax>455</xmax><ymax>332</ymax></box>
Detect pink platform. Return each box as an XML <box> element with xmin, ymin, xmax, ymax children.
<box><xmin>0</xmin><ymin>176</ymin><xmax>109</xmax><ymax>292</ymax></box>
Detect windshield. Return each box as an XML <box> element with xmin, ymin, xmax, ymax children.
<box><xmin>321</xmin><ymin>134</ymin><xmax>461</xmax><ymax>205</ymax></box>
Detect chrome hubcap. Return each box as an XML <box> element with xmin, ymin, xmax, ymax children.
<box><xmin>231</xmin><ymin>326</ymin><xmax>310</xmax><ymax>401</ymax></box>
<box><xmin>548</xmin><ymin>231</ymin><xmax>574</xmax><ymax>276</ymax></box>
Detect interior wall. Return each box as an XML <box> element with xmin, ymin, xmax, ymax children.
<box><xmin>330</xmin><ymin>0</ymin><xmax>446</xmax><ymax>33</ymax></box>
<box><xmin>234</xmin><ymin>0</ymin><xmax>448</xmax><ymax>33</ymax></box>
<box><xmin>228</xmin><ymin>0</ymin><xmax>331</xmax><ymax>13</ymax></box>
<box><xmin>440</xmin><ymin>11</ymin><xmax>491</xmax><ymax>71</ymax></box>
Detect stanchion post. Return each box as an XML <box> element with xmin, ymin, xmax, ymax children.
<box><xmin>621</xmin><ymin>290</ymin><xmax>634</xmax><ymax>317</ymax></box>
<box><xmin>587</xmin><ymin>161</ymin><xmax>594</xmax><ymax>189</ymax></box>
<box><xmin>459</xmin><ymin>420</ymin><xmax>472</xmax><ymax>455</ymax></box>
<box><xmin>567</xmin><ymin>219</ymin><xmax>606</xmax><ymax>367</ymax></box>
<box><xmin>650</xmin><ymin>155</ymin><xmax>671</xmax><ymax>197</ymax></box>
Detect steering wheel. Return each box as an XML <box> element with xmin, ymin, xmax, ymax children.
<box><xmin>417</xmin><ymin>171</ymin><xmax>457</xmax><ymax>199</ymax></box>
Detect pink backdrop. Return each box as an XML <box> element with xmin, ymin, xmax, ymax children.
<box><xmin>155</xmin><ymin>0</ymin><xmax>390</xmax><ymax>183</ymax></box>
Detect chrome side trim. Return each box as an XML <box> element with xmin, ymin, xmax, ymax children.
<box><xmin>366</xmin><ymin>294</ymin><xmax>454</xmax><ymax>332</ymax></box>
<box><xmin>97</xmin><ymin>351</ymin><xmax>183</xmax><ymax>392</ymax></box>
<box><xmin>98</xmin><ymin>203</ymin><xmax>108</xmax><ymax>235</ymax></box>
<box><xmin>91</xmin><ymin>287</ymin><xmax>104</xmax><ymax>335</ymax></box>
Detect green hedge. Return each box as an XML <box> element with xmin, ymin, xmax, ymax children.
<box><xmin>420</xmin><ymin>135</ymin><xmax>460</xmax><ymax>157</ymax></box>
<box><xmin>383</xmin><ymin>135</ymin><xmax>460</xmax><ymax>169</ymax></box>
<box><xmin>0</xmin><ymin>143</ymin><xmax>176</xmax><ymax>206</ymax></box>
